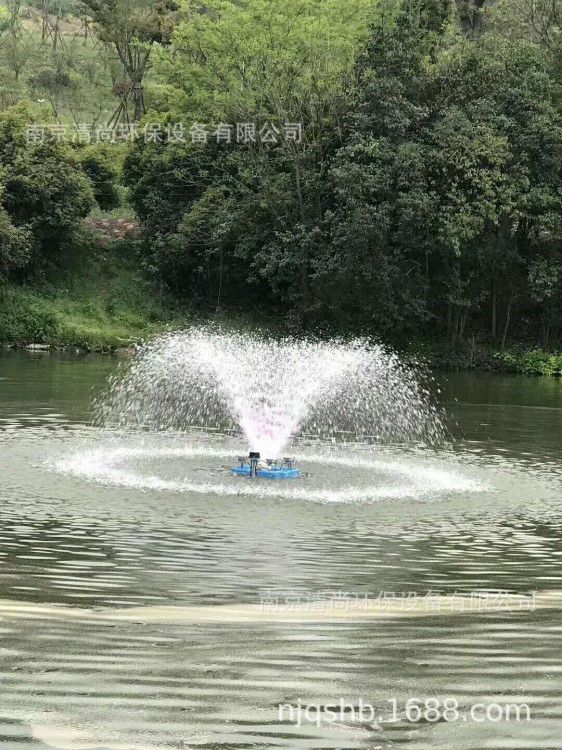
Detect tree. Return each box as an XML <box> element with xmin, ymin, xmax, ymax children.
<box><xmin>310</xmin><ymin>0</ymin><xmax>456</xmax><ymax>335</ymax></box>
<box><xmin>432</xmin><ymin>34</ymin><xmax>562</xmax><ymax>344</ymax></box>
<box><xmin>120</xmin><ymin>0</ymin><xmax>562</xmax><ymax>347</ymax></box>
<box><xmin>0</xmin><ymin>105</ymin><xmax>95</xmax><ymax>274</ymax></box>
<box><xmin>81</xmin><ymin>0</ymin><xmax>178</xmax><ymax>123</ymax></box>
<box><xmin>0</xmin><ymin>198</ymin><xmax>34</xmax><ymax>279</ymax></box>
<box><xmin>3</xmin><ymin>35</ymin><xmax>35</xmax><ymax>81</ymax></box>
<box><xmin>133</xmin><ymin>0</ymin><xmax>375</xmax><ymax>317</ymax></box>
<box><xmin>28</xmin><ymin>66</ymin><xmax>76</xmax><ymax>121</ymax></box>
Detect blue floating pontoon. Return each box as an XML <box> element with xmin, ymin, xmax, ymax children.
<box><xmin>231</xmin><ymin>453</ymin><xmax>300</xmax><ymax>479</ymax></box>
<box><xmin>231</xmin><ymin>465</ymin><xmax>300</xmax><ymax>479</ymax></box>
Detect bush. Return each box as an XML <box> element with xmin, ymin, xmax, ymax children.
<box><xmin>0</xmin><ymin>201</ymin><xmax>34</xmax><ymax>278</ymax></box>
<box><xmin>0</xmin><ymin>105</ymin><xmax>95</xmax><ymax>275</ymax></box>
<box><xmin>3</xmin><ymin>142</ymin><xmax>94</xmax><ymax>250</ymax></box>
<box><xmin>78</xmin><ymin>144</ymin><xmax>121</xmax><ymax>212</ymax></box>
<box><xmin>494</xmin><ymin>348</ymin><xmax>562</xmax><ymax>376</ymax></box>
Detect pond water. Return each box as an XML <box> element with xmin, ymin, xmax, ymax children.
<box><xmin>1</xmin><ymin>350</ymin><xmax>562</xmax><ymax>749</ymax></box>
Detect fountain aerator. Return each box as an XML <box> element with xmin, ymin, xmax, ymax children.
<box><xmin>249</xmin><ymin>451</ymin><xmax>260</xmax><ymax>478</ymax></box>
<box><xmin>231</xmin><ymin>451</ymin><xmax>300</xmax><ymax>479</ymax></box>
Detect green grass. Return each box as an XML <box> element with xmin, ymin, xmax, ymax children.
<box><xmin>0</xmin><ymin>234</ymin><xmax>184</xmax><ymax>350</ymax></box>
<box><xmin>87</xmin><ymin>201</ymin><xmax>137</xmax><ymax>221</ymax></box>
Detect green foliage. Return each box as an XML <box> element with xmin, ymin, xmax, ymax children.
<box><xmin>117</xmin><ymin>0</ymin><xmax>562</xmax><ymax>344</ymax></box>
<box><xmin>0</xmin><ymin>236</ymin><xmax>182</xmax><ymax>349</ymax></box>
<box><xmin>7</xmin><ymin>0</ymin><xmax>562</xmax><ymax>359</ymax></box>
<box><xmin>158</xmin><ymin>0</ymin><xmax>374</xmax><ymax>123</ymax></box>
<box><xmin>126</xmin><ymin>0</ymin><xmax>377</xmax><ymax>318</ymax></box>
<box><xmin>0</xmin><ymin>105</ymin><xmax>96</xmax><ymax>274</ymax></box>
<box><xmin>0</xmin><ymin>5</ymin><xmax>116</xmax><ymax>120</ymax></box>
<box><xmin>3</xmin><ymin>141</ymin><xmax>94</xmax><ymax>245</ymax></box>
<box><xmin>77</xmin><ymin>144</ymin><xmax>121</xmax><ymax>211</ymax></box>
<box><xmin>495</xmin><ymin>349</ymin><xmax>562</xmax><ymax>376</ymax></box>
<box><xmin>0</xmin><ymin>199</ymin><xmax>34</xmax><ymax>278</ymax></box>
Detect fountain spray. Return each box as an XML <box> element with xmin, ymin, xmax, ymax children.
<box><xmin>96</xmin><ymin>327</ymin><xmax>446</xmax><ymax>477</ymax></box>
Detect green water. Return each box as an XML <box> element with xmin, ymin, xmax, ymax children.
<box><xmin>0</xmin><ymin>350</ymin><xmax>561</xmax><ymax>749</ymax></box>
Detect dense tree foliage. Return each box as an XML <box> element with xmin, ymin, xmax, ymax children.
<box><xmin>6</xmin><ymin>0</ymin><xmax>562</xmax><ymax>349</ymax></box>
<box><xmin>0</xmin><ymin>104</ymin><xmax>110</xmax><ymax>277</ymax></box>
<box><xmin>119</xmin><ymin>0</ymin><xmax>562</xmax><ymax>346</ymax></box>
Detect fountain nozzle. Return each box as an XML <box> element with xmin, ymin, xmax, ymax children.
<box><xmin>249</xmin><ymin>451</ymin><xmax>260</xmax><ymax>478</ymax></box>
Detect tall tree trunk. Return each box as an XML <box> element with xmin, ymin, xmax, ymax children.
<box><xmin>501</xmin><ymin>297</ymin><xmax>512</xmax><ymax>350</ymax></box>
<box><xmin>215</xmin><ymin>247</ymin><xmax>223</xmax><ymax>313</ymax></box>
<box><xmin>459</xmin><ymin>308</ymin><xmax>469</xmax><ymax>341</ymax></box>
<box><xmin>456</xmin><ymin>0</ymin><xmax>487</xmax><ymax>37</ymax></box>
<box><xmin>41</xmin><ymin>0</ymin><xmax>47</xmax><ymax>40</ymax></box>
<box><xmin>543</xmin><ymin>319</ymin><xmax>550</xmax><ymax>349</ymax></box>
<box><xmin>491</xmin><ymin>280</ymin><xmax>497</xmax><ymax>339</ymax></box>
<box><xmin>132</xmin><ymin>81</ymin><xmax>144</xmax><ymax>121</ymax></box>
<box><xmin>450</xmin><ymin>306</ymin><xmax>461</xmax><ymax>348</ymax></box>
<box><xmin>206</xmin><ymin>257</ymin><xmax>213</xmax><ymax>300</ymax></box>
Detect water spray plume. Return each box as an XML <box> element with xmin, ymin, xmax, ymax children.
<box><xmin>97</xmin><ymin>328</ymin><xmax>446</xmax><ymax>456</ymax></box>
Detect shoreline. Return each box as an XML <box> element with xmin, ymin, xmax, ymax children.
<box><xmin>1</xmin><ymin>342</ymin><xmax>135</xmax><ymax>355</ymax></box>
<box><xmin>2</xmin><ymin>339</ymin><xmax>562</xmax><ymax>376</ymax></box>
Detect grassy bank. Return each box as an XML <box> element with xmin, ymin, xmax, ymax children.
<box><xmin>0</xmin><ymin>235</ymin><xmax>182</xmax><ymax>351</ymax></box>
<box><xmin>2</xmin><ymin>237</ymin><xmax>562</xmax><ymax>376</ymax></box>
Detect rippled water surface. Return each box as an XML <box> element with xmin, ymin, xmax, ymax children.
<box><xmin>1</xmin><ymin>350</ymin><xmax>562</xmax><ymax>749</ymax></box>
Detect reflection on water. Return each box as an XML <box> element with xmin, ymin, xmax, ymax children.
<box><xmin>1</xmin><ymin>351</ymin><xmax>562</xmax><ymax>749</ymax></box>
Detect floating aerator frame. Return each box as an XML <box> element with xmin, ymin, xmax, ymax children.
<box><xmin>231</xmin><ymin>452</ymin><xmax>300</xmax><ymax>479</ymax></box>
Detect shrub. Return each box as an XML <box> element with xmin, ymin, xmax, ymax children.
<box><xmin>0</xmin><ymin>201</ymin><xmax>34</xmax><ymax>278</ymax></box>
<box><xmin>494</xmin><ymin>349</ymin><xmax>562</xmax><ymax>376</ymax></box>
<box><xmin>78</xmin><ymin>144</ymin><xmax>121</xmax><ymax>212</ymax></box>
<box><xmin>0</xmin><ymin>105</ymin><xmax>95</xmax><ymax>275</ymax></box>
